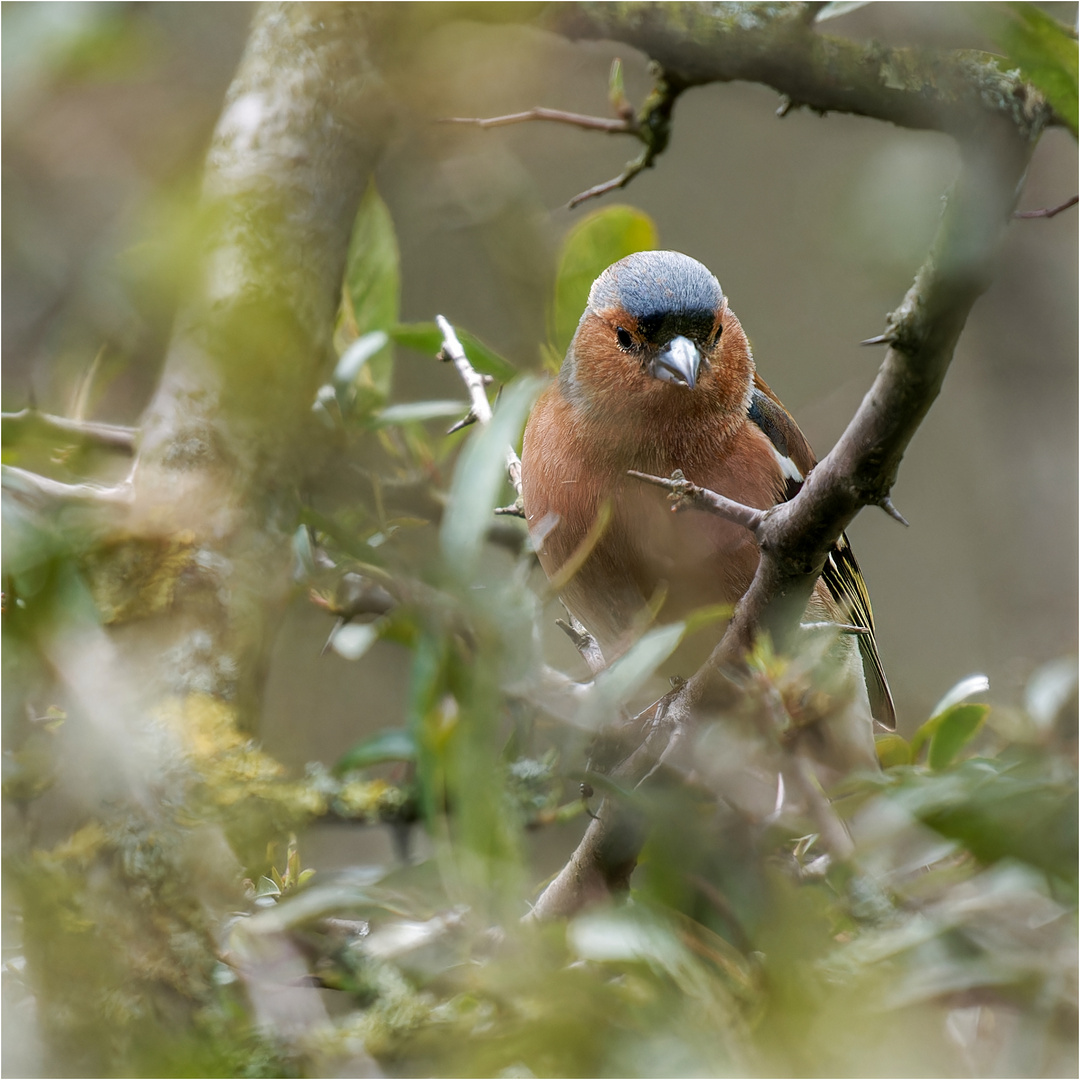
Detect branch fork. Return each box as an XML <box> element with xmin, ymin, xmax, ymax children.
<box><xmin>445</xmin><ymin>59</ymin><xmax>685</xmax><ymax>209</ymax></box>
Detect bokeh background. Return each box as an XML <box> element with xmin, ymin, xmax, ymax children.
<box><xmin>4</xmin><ymin>1</ymin><xmax>1076</xmax><ymax>793</ymax></box>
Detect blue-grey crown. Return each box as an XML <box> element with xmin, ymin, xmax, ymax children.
<box><xmin>588</xmin><ymin>250</ymin><xmax>724</xmax><ymax>344</ymax></box>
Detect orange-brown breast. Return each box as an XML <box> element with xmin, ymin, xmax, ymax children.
<box><xmin>521</xmin><ymin>378</ymin><xmax>789</xmax><ymax>657</ymax></box>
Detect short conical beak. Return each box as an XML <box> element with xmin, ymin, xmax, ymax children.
<box><xmin>650</xmin><ymin>335</ymin><xmax>701</xmax><ymax>389</ymax></box>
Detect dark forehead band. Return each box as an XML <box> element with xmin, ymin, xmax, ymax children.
<box><xmin>589</xmin><ymin>251</ymin><xmax>724</xmax><ymax>341</ymax></box>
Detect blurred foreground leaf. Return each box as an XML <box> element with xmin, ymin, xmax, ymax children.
<box><xmin>337</xmin><ymin>728</ymin><xmax>418</xmax><ymax>773</ymax></box>
<box><xmin>372</xmin><ymin>400</ymin><xmax>469</xmax><ymax>427</ymax></box>
<box><xmin>337</xmin><ymin>180</ymin><xmax>400</xmax><ymax>408</ymax></box>
<box><xmin>593</xmin><ymin>620</ymin><xmax>686</xmax><ymax>711</ymax></box>
<box><xmin>886</xmin><ymin>754</ymin><xmax>1078</xmax><ymax>889</ymax></box>
<box><xmin>439</xmin><ymin>376</ymin><xmax>540</xmax><ymax>577</ymax></box>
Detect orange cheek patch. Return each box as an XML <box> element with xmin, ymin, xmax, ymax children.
<box><xmin>572</xmin><ymin>315</ymin><xmax>646</xmax><ymax>399</ymax></box>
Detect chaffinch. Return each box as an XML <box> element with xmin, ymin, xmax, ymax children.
<box><xmin>521</xmin><ymin>250</ymin><xmax>895</xmax><ymax>743</ymax></box>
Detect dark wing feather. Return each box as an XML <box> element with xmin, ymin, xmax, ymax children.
<box><xmin>749</xmin><ymin>379</ymin><xmax>896</xmax><ymax>729</ymax></box>
<box><xmin>820</xmin><ymin>537</ymin><xmax>896</xmax><ymax>729</ymax></box>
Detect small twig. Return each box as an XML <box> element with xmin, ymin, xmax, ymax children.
<box><xmin>627</xmin><ymin>468</ymin><xmax>766</xmax><ymax>534</ymax></box>
<box><xmin>556</xmin><ymin>605</ymin><xmax>606</xmax><ymax>677</ymax></box>
<box><xmin>444</xmin><ymin>107</ymin><xmax>632</xmax><ymax>134</ymax></box>
<box><xmin>567</xmin><ymin>64</ymin><xmax>684</xmax><ymax>209</ymax></box>
<box><xmin>2</xmin><ymin>408</ymin><xmax>137</xmax><ymax>454</ymax></box>
<box><xmin>568</xmin><ymin>162</ymin><xmax>651</xmax><ymax>209</ymax></box>
<box><xmin>1013</xmin><ymin>194</ymin><xmax>1077</xmax><ymax>219</ymax></box>
<box><xmin>437</xmin><ymin>315</ymin><xmax>492</xmax><ymax>425</ymax></box>
<box><xmin>436</xmin><ymin>314</ymin><xmax>524</xmax><ymax>511</ymax></box>
<box><xmin>497</xmin><ymin>452</ymin><xmax>525</xmax><ymax>516</ymax></box>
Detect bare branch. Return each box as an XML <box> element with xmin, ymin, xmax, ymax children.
<box><xmin>687</xmin><ymin>134</ymin><xmax>1034</xmax><ymax>692</ymax></box>
<box><xmin>568</xmin><ymin>159</ymin><xmax>651</xmax><ymax>209</ymax></box>
<box><xmin>437</xmin><ymin>314</ymin><xmax>525</xmax><ymax>513</ymax></box>
<box><xmin>556</xmin><ymin>606</ymin><xmax>607</xmax><ymax>677</ymax></box>
<box><xmin>444</xmin><ymin>107</ymin><xmax>632</xmax><ymax>134</ymax></box>
<box><xmin>757</xmin><ymin>678</ymin><xmax>855</xmax><ymax>865</ymax></box>
<box><xmin>528</xmin><ymin>687</ymin><xmax>694</xmax><ymax>920</ymax></box>
<box><xmin>1014</xmin><ymin>193</ymin><xmax>1078</xmax><ymax>219</ymax></box>
<box><xmin>437</xmin><ymin>314</ymin><xmax>493</xmax><ymax>425</ymax></box>
<box><xmin>627</xmin><ymin>468</ymin><xmax>767</xmax><ymax>534</ymax></box>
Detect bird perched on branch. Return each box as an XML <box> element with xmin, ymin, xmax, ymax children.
<box><xmin>521</xmin><ymin>250</ymin><xmax>893</xmax><ymax>767</ymax></box>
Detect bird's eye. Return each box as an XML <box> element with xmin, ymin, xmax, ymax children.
<box><xmin>713</xmin><ymin>323</ymin><xmax>724</xmax><ymax>347</ymax></box>
<box><xmin>616</xmin><ymin>327</ymin><xmax>633</xmax><ymax>350</ymax></box>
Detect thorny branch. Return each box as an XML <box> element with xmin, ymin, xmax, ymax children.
<box><xmin>437</xmin><ymin>314</ymin><xmax>525</xmax><ymax>515</ymax></box>
<box><xmin>437</xmin><ymin>319</ymin><xmax>616</xmax><ymax>686</ymax></box>
<box><xmin>521</xmin><ymin>2</ymin><xmax>1053</xmax><ymax>922</ymax></box>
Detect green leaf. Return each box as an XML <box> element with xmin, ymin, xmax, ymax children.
<box><xmin>440</xmin><ymin>376</ymin><xmax>541</xmax><ymax>576</ymax></box>
<box><xmin>875</xmin><ymin>733</ymin><xmax>912</xmax><ymax>769</ymax></box>
<box><xmin>255</xmin><ymin>876</ymin><xmax>281</xmax><ymax>899</ymax></box>
<box><xmin>552</xmin><ymin>205</ymin><xmax>659</xmax><ymax>355</ymax></box>
<box><xmin>911</xmin><ymin>675</ymin><xmax>990</xmax><ymax>760</ymax></box>
<box><xmin>929</xmin><ymin>673</ymin><xmax>990</xmax><ymax>718</ymax></box>
<box><xmin>340</xmin><ymin>181</ymin><xmax>400</xmax><ymax>402</ymax></box>
<box><xmin>336</xmin><ymin>728</ymin><xmax>418</xmax><ymax>774</ymax></box>
<box><xmin>927</xmin><ymin>703</ymin><xmax>989</xmax><ymax>770</ymax></box>
<box><xmin>388</xmin><ymin>323</ymin><xmax>516</xmax><ymax>382</ymax></box>
<box><xmin>888</xmin><ymin>754</ymin><xmax>1078</xmax><ymax>887</ymax></box>
<box><xmin>985</xmin><ymin>3</ymin><xmax>1079</xmax><ymax>136</ymax></box>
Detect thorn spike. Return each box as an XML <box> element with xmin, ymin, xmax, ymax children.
<box><xmin>879</xmin><ymin>496</ymin><xmax>909</xmax><ymax>527</ymax></box>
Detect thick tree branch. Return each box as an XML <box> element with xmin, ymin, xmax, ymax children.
<box><xmin>526</xmin><ymin>1</ymin><xmax>1046</xmax><ymax>921</ymax></box>
<box><xmin>699</xmin><ymin>133</ymin><xmax>1033</xmax><ymax>682</ymax></box>
<box><xmin>528</xmin><ymin>689</ymin><xmax>693</xmax><ymax>920</ymax></box>
<box><xmin>8</xmin><ymin>5</ymin><xmax>394</xmax><ymax>1071</ymax></box>
<box><xmin>553</xmin><ymin>2</ymin><xmax>1054</xmax><ymax>138</ymax></box>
